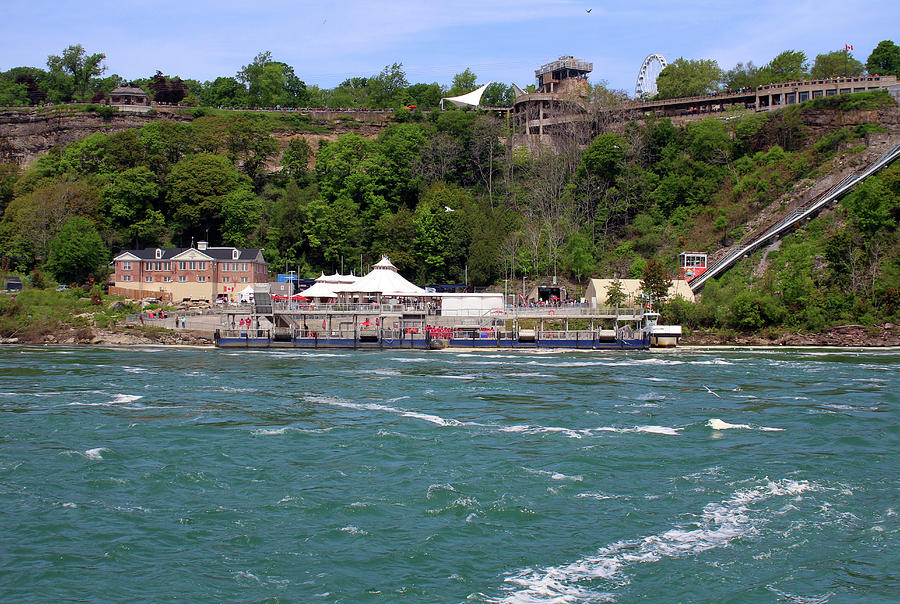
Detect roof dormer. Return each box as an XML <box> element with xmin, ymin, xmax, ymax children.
<box><xmin>232</xmin><ymin>249</ymin><xmax>240</xmax><ymax>260</ymax></box>
<box><xmin>155</xmin><ymin>248</ymin><xmax>163</xmax><ymax>259</ymax></box>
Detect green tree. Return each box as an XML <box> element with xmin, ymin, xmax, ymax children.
<box><xmin>225</xmin><ymin>114</ymin><xmax>278</xmax><ymax>180</ymax></box>
<box><xmin>101</xmin><ymin>166</ymin><xmax>160</xmax><ymax>229</ymax></box>
<box><xmin>368</xmin><ymin>63</ymin><xmax>408</xmax><ymax>108</ymax></box>
<box><xmin>221</xmin><ymin>188</ymin><xmax>264</xmax><ymax>246</ymax></box>
<box><xmin>605</xmin><ymin>277</ymin><xmax>626</xmax><ymax>307</ymax></box>
<box><xmin>810</xmin><ymin>49</ymin><xmax>864</xmax><ymax>78</ymax></box>
<box><xmin>579</xmin><ymin>133</ymin><xmax>626</xmax><ymax>183</ymax></box>
<box><xmin>655</xmin><ymin>58</ymin><xmax>722</xmax><ymax>99</ymax></box>
<box><xmin>200</xmin><ymin>76</ymin><xmax>247</xmax><ymax>107</ymax></box>
<box><xmin>480</xmin><ymin>83</ymin><xmax>514</xmax><ymax>107</ymax></box>
<box><xmin>866</xmin><ymin>40</ymin><xmax>900</xmax><ymax>76</ymax></box>
<box><xmin>46</xmin><ymin>44</ymin><xmax>106</xmax><ymax>102</ymax></box>
<box><xmin>281</xmin><ymin>137</ymin><xmax>312</xmax><ymax>178</ymax></box>
<box><xmin>723</xmin><ymin>61</ymin><xmax>760</xmax><ymax>89</ymax></box>
<box><xmin>45</xmin><ymin>216</ymin><xmax>107</xmax><ymax>284</ymax></box>
<box><xmin>166</xmin><ymin>154</ymin><xmax>249</xmax><ymax>235</ymax></box>
<box><xmin>0</xmin><ymin>80</ymin><xmax>29</xmax><ymax>106</ymax></box>
<box><xmin>640</xmin><ymin>257</ymin><xmax>672</xmax><ymax>303</ymax></box>
<box><xmin>448</xmin><ymin>68</ymin><xmax>478</xmax><ymax>97</ymax></box>
<box><xmin>760</xmin><ymin>50</ymin><xmax>808</xmax><ymax>83</ymax></box>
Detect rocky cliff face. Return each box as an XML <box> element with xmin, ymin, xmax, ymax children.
<box><xmin>0</xmin><ymin>110</ymin><xmax>191</xmax><ymax>167</ymax></box>
<box><xmin>0</xmin><ymin>108</ymin><xmax>386</xmax><ymax>170</ymax></box>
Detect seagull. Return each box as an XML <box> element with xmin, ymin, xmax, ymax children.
<box><xmin>444</xmin><ymin>206</ymin><xmax>455</xmax><ymax>212</ymax></box>
<box><xmin>586</xmin><ymin>8</ymin><xmax>592</xmax><ymax>13</ymax></box>
<box><xmin>704</xmin><ymin>385</ymin><xmax>721</xmax><ymax>398</ymax></box>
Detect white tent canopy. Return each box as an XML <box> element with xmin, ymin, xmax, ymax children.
<box><xmin>440</xmin><ymin>82</ymin><xmax>492</xmax><ymax>109</ymax></box>
<box><xmin>238</xmin><ymin>285</ymin><xmax>255</xmax><ymax>303</ymax></box>
<box><xmin>298</xmin><ymin>281</ymin><xmax>339</xmax><ymax>299</ymax></box>
<box><xmin>344</xmin><ymin>256</ymin><xmax>427</xmax><ymax>297</ymax></box>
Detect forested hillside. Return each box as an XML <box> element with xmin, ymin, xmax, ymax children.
<box><xmin>0</xmin><ymin>89</ymin><xmax>898</xmax><ymax>334</ymax></box>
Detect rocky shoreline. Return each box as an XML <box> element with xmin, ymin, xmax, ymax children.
<box><xmin>2</xmin><ymin>323</ymin><xmax>898</xmax><ymax>348</ymax></box>
<box><xmin>681</xmin><ymin>324</ymin><xmax>900</xmax><ymax>347</ymax></box>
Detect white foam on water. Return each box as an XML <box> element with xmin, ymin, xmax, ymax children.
<box><xmin>339</xmin><ymin>526</ymin><xmax>368</xmax><ymax>535</ymax></box>
<box><xmin>433</xmin><ymin>374</ymin><xmax>478</xmax><ymax>380</ymax></box>
<box><xmin>61</xmin><ymin>502</ymin><xmax>78</xmax><ymax>508</ymax></box>
<box><xmin>251</xmin><ymin>427</ymin><xmax>295</xmax><ymax>436</ymax></box>
<box><xmin>426</xmin><ymin>483</ymin><xmax>458</xmax><ymax>499</ymax></box>
<box><xmin>83</xmin><ymin>447</ymin><xmax>108</xmax><ymax>460</ymax></box>
<box><xmin>111</xmin><ymin>394</ymin><xmax>143</xmax><ymax>404</ymax></box>
<box><xmin>707</xmin><ymin>418</ymin><xmax>784</xmax><ymax>432</ymax></box>
<box><xmin>634</xmin><ymin>425</ymin><xmax>680</xmax><ymax>435</ymax></box>
<box><xmin>576</xmin><ymin>492</ymin><xmax>620</xmax><ymax>501</ymax></box>
<box><xmin>493</xmin><ymin>478</ymin><xmax>818</xmax><ymax>603</ymax></box>
<box><xmin>524</xmin><ymin>468</ymin><xmax>584</xmax><ymax>482</ymax></box>
<box><xmin>305</xmin><ymin>394</ymin><xmax>679</xmax><ymax>440</ymax></box>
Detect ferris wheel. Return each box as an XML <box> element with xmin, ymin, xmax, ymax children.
<box><xmin>635</xmin><ymin>53</ymin><xmax>668</xmax><ymax>98</ymax></box>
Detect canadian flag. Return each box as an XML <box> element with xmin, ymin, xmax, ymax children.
<box><xmin>845</xmin><ymin>44</ymin><xmax>853</xmax><ymax>51</ymax></box>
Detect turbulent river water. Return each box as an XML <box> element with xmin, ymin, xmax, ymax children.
<box><xmin>0</xmin><ymin>345</ymin><xmax>897</xmax><ymax>602</ymax></box>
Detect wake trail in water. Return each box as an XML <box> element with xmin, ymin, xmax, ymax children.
<box><xmin>302</xmin><ymin>394</ymin><xmax>680</xmax><ymax>438</ymax></box>
<box><xmin>486</xmin><ymin>478</ymin><xmax>818</xmax><ymax>603</ymax></box>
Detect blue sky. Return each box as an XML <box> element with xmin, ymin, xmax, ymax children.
<box><xmin>1</xmin><ymin>0</ymin><xmax>897</xmax><ymax>95</ymax></box>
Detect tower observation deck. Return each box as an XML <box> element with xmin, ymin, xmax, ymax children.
<box><xmin>535</xmin><ymin>56</ymin><xmax>593</xmax><ymax>94</ymax></box>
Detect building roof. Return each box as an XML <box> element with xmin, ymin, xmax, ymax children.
<box><xmin>110</xmin><ymin>86</ymin><xmax>149</xmax><ymax>97</ymax></box>
<box><xmin>113</xmin><ymin>246</ymin><xmax>264</xmax><ymax>262</ymax></box>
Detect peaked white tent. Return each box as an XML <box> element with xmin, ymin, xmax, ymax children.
<box><xmin>238</xmin><ymin>285</ymin><xmax>255</xmax><ymax>303</ymax></box>
<box><xmin>344</xmin><ymin>256</ymin><xmax>427</xmax><ymax>298</ymax></box>
<box><xmin>440</xmin><ymin>82</ymin><xmax>492</xmax><ymax>109</ymax></box>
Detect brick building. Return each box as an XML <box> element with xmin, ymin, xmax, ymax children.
<box><xmin>110</xmin><ymin>242</ymin><xmax>268</xmax><ymax>302</ymax></box>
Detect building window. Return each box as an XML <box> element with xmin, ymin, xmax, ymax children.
<box><xmin>145</xmin><ymin>276</ymin><xmax>152</xmax><ymax>282</ymax></box>
<box><xmin>122</xmin><ymin>261</ymin><xmax>131</xmax><ymax>270</ymax></box>
<box><xmin>144</xmin><ymin>262</ymin><xmax>151</xmax><ymax>271</ymax></box>
<box><xmin>155</xmin><ymin>248</ymin><xmax>163</xmax><ymax>259</ymax></box>
<box><xmin>179</xmin><ymin>276</ymin><xmax>186</xmax><ymax>282</ymax></box>
<box><xmin>241</xmin><ymin>263</ymin><xmax>248</xmax><ymax>271</ymax></box>
<box><xmin>198</xmin><ymin>276</ymin><xmax>206</xmax><ymax>282</ymax></box>
<box><xmin>223</xmin><ymin>276</ymin><xmax>230</xmax><ymax>283</ymax></box>
<box><xmin>164</xmin><ymin>262</ymin><xmax>171</xmax><ymax>270</ymax></box>
<box><xmin>123</xmin><ymin>275</ymin><xmax>132</xmax><ymax>282</ymax></box>
<box><xmin>241</xmin><ymin>277</ymin><xmax>248</xmax><ymax>283</ymax></box>
<box><xmin>189</xmin><ymin>261</ymin><xmax>196</xmax><ymax>270</ymax></box>
<box><xmin>163</xmin><ymin>276</ymin><xmax>172</xmax><ymax>282</ymax></box>
<box><xmin>179</xmin><ymin>261</ymin><xmax>186</xmax><ymax>270</ymax></box>
<box><xmin>198</xmin><ymin>261</ymin><xmax>206</xmax><ymax>270</ymax></box>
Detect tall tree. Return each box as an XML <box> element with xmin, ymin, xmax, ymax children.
<box><xmin>46</xmin><ymin>44</ymin><xmax>106</xmax><ymax>101</ymax></box>
<box><xmin>723</xmin><ymin>61</ymin><xmax>760</xmax><ymax>89</ymax></box>
<box><xmin>448</xmin><ymin>68</ymin><xmax>478</xmax><ymax>97</ymax></box>
<box><xmin>760</xmin><ymin>50</ymin><xmax>808</xmax><ymax>83</ymax></box>
<box><xmin>810</xmin><ymin>49</ymin><xmax>864</xmax><ymax>78</ymax></box>
<box><xmin>45</xmin><ymin>216</ymin><xmax>107</xmax><ymax>284</ymax></box>
<box><xmin>368</xmin><ymin>63</ymin><xmax>408</xmax><ymax>108</ymax></box>
<box><xmin>866</xmin><ymin>40</ymin><xmax>900</xmax><ymax>76</ymax></box>
<box><xmin>655</xmin><ymin>58</ymin><xmax>722</xmax><ymax>99</ymax></box>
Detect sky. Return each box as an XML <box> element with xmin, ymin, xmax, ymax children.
<box><xmin>1</xmin><ymin>0</ymin><xmax>898</xmax><ymax>95</ymax></box>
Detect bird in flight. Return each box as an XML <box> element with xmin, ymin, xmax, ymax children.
<box><xmin>586</xmin><ymin>8</ymin><xmax>592</xmax><ymax>13</ymax></box>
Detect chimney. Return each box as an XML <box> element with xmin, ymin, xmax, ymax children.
<box><xmin>197</xmin><ymin>241</ymin><xmax>207</xmax><ymax>250</ymax></box>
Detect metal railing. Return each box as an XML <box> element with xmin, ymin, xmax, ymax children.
<box><xmin>691</xmin><ymin>142</ymin><xmax>900</xmax><ymax>292</ymax></box>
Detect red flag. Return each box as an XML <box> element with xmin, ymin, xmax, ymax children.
<box><xmin>845</xmin><ymin>44</ymin><xmax>853</xmax><ymax>51</ymax></box>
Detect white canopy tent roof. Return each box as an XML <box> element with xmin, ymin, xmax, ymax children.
<box><xmin>344</xmin><ymin>256</ymin><xmax>427</xmax><ymax>297</ymax></box>
<box><xmin>440</xmin><ymin>82</ymin><xmax>492</xmax><ymax>109</ymax></box>
<box><xmin>298</xmin><ymin>281</ymin><xmax>339</xmax><ymax>299</ymax></box>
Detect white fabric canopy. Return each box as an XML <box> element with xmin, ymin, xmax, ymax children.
<box><xmin>299</xmin><ymin>282</ymin><xmax>338</xmax><ymax>299</ymax></box>
<box><xmin>440</xmin><ymin>82</ymin><xmax>492</xmax><ymax>109</ymax></box>
<box><xmin>345</xmin><ymin>256</ymin><xmax>427</xmax><ymax>297</ymax></box>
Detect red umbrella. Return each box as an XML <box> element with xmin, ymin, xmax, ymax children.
<box><xmin>291</xmin><ymin>294</ymin><xmax>309</xmax><ymax>301</ymax></box>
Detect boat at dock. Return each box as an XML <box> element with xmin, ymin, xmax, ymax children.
<box><xmin>213</xmin><ymin>299</ymin><xmax>678</xmax><ymax>350</ymax></box>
